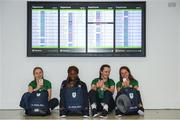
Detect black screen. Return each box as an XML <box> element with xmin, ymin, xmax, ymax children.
<box><xmin>27</xmin><ymin>1</ymin><xmax>146</xmax><ymax>57</ymax></box>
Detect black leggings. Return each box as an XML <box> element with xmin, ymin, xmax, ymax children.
<box><xmin>49</xmin><ymin>98</ymin><xmax>59</xmax><ymax>110</ymax></box>
<box><xmin>89</xmin><ymin>90</ymin><xmax>115</xmax><ymax>112</ymax></box>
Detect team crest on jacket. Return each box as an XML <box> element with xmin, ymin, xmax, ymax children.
<box><xmin>36</xmin><ymin>93</ymin><xmax>41</xmax><ymax>97</ymax></box>
<box><xmin>129</xmin><ymin>93</ymin><xmax>134</xmax><ymax>99</ymax></box>
<box><xmin>72</xmin><ymin>92</ymin><xmax>76</xmax><ymax>98</ymax></box>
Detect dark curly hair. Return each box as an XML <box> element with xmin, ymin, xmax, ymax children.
<box><xmin>67</xmin><ymin>66</ymin><xmax>79</xmax><ymax>74</ymax></box>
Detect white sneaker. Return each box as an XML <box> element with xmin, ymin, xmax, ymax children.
<box><xmin>83</xmin><ymin>115</ymin><xmax>89</xmax><ymax>118</ymax></box>
<box><xmin>117</xmin><ymin>114</ymin><xmax>122</xmax><ymax>117</ymax></box>
<box><xmin>99</xmin><ymin>115</ymin><xmax>108</xmax><ymax>119</ymax></box>
<box><xmin>138</xmin><ymin>110</ymin><xmax>144</xmax><ymax>116</ymax></box>
<box><xmin>60</xmin><ymin>115</ymin><xmax>66</xmax><ymax>118</ymax></box>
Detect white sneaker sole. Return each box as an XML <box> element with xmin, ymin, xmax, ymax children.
<box><xmin>83</xmin><ymin>115</ymin><xmax>89</xmax><ymax>118</ymax></box>
<box><xmin>100</xmin><ymin>115</ymin><xmax>108</xmax><ymax>118</ymax></box>
<box><xmin>117</xmin><ymin>114</ymin><xmax>122</xmax><ymax>117</ymax></box>
<box><xmin>138</xmin><ymin>110</ymin><xmax>144</xmax><ymax>116</ymax></box>
<box><xmin>93</xmin><ymin>113</ymin><xmax>99</xmax><ymax>118</ymax></box>
<box><xmin>60</xmin><ymin>115</ymin><xmax>66</xmax><ymax>118</ymax></box>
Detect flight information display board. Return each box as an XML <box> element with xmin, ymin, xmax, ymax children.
<box><xmin>27</xmin><ymin>2</ymin><xmax>146</xmax><ymax>57</ymax></box>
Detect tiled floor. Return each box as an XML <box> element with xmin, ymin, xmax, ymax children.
<box><xmin>0</xmin><ymin>109</ymin><xmax>180</xmax><ymax>120</ymax></box>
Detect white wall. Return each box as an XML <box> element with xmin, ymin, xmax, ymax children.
<box><xmin>145</xmin><ymin>0</ymin><xmax>179</xmax><ymax>109</ymax></box>
<box><xmin>0</xmin><ymin>0</ymin><xmax>180</xmax><ymax>109</ymax></box>
<box><xmin>178</xmin><ymin>0</ymin><xmax>180</xmax><ymax>108</ymax></box>
<box><xmin>0</xmin><ymin>1</ymin><xmax>2</xmax><ymax>109</ymax></box>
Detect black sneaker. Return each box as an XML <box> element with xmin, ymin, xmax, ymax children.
<box><xmin>100</xmin><ymin>109</ymin><xmax>108</xmax><ymax>118</ymax></box>
<box><xmin>92</xmin><ymin>108</ymin><xmax>98</xmax><ymax>117</ymax></box>
<box><xmin>25</xmin><ymin>109</ymin><xmax>29</xmax><ymax>115</ymax></box>
<box><xmin>115</xmin><ymin>109</ymin><xmax>122</xmax><ymax>117</ymax></box>
<box><xmin>82</xmin><ymin>110</ymin><xmax>89</xmax><ymax>118</ymax></box>
<box><xmin>60</xmin><ymin>109</ymin><xmax>66</xmax><ymax>118</ymax></box>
